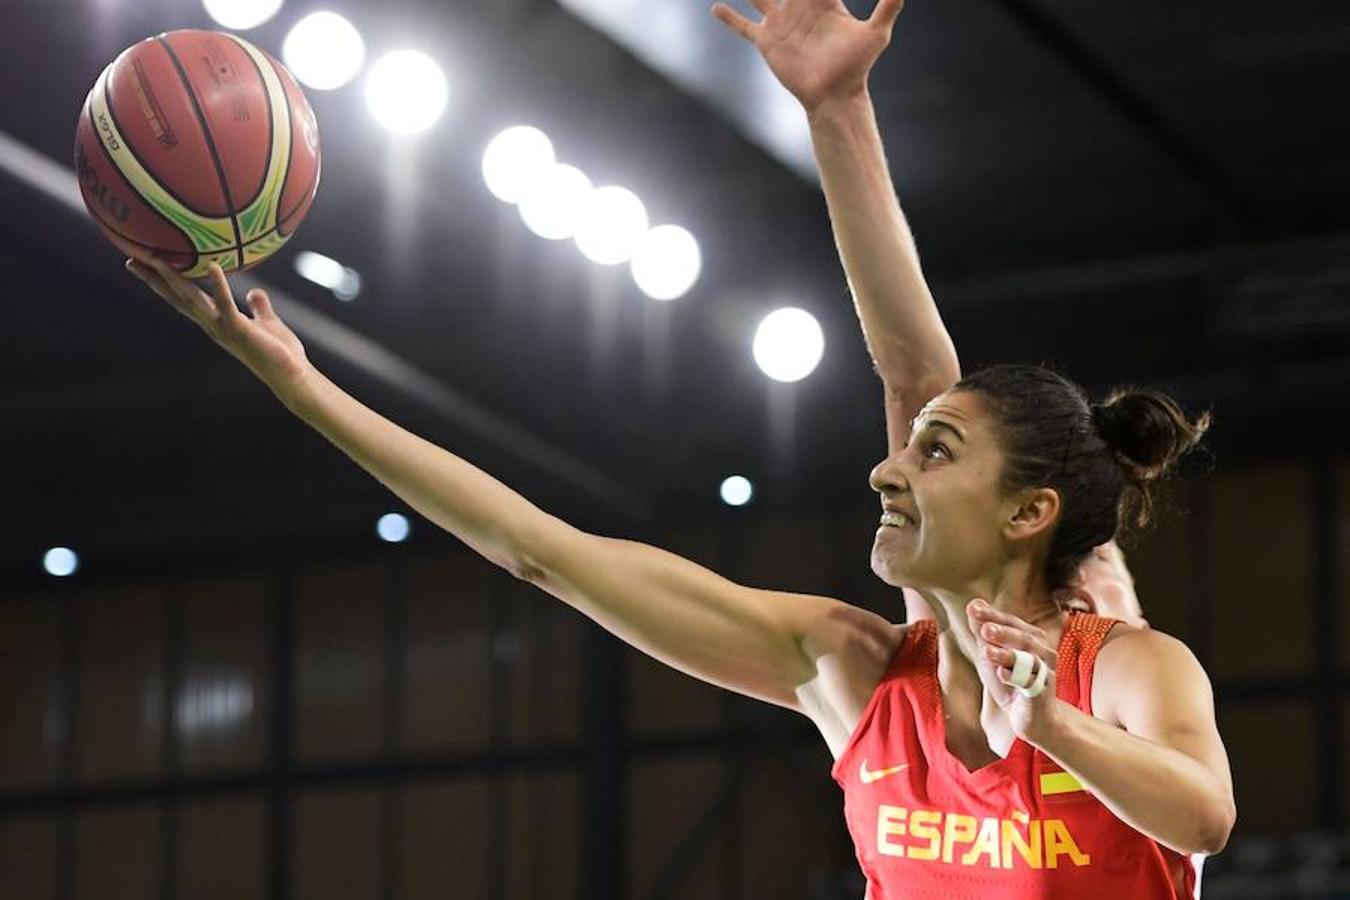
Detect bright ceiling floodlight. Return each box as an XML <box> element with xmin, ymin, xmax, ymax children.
<box><xmin>365</xmin><ymin>50</ymin><xmax>449</xmax><ymax>135</ymax></box>
<box><xmin>519</xmin><ymin>164</ymin><xmax>593</xmax><ymax>241</ymax></box>
<box><xmin>202</xmin><ymin>0</ymin><xmax>283</xmax><ymax>30</ymax></box>
<box><xmin>43</xmin><ymin>547</ymin><xmax>79</xmax><ymax>577</ymax></box>
<box><xmin>376</xmin><ymin>513</ymin><xmax>411</xmax><ymax>543</ymax></box>
<box><xmin>631</xmin><ymin>224</ymin><xmax>701</xmax><ymax>300</ymax></box>
<box><xmin>752</xmin><ymin>307</ymin><xmax>825</xmax><ymax>383</ymax></box>
<box><xmin>720</xmin><ymin>476</ymin><xmax>754</xmax><ymax>507</ymax></box>
<box><xmin>294</xmin><ymin>251</ymin><xmax>361</xmax><ymax>302</ymax></box>
<box><xmin>574</xmin><ymin>186</ymin><xmax>649</xmax><ymax>265</ymax></box>
<box><xmin>482</xmin><ymin>126</ymin><xmax>556</xmax><ymax>204</ymax></box>
<box><xmin>283</xmin><ymin>11</ymin><xmax>365</xmax><ymax>91</ymax></box>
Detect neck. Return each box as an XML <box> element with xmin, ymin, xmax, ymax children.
<box><xmin>923</xmin><ymin>559</ymin><xmax>1066</xmax><ymax>672</ymax></box>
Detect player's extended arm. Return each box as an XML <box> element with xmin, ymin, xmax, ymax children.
<box><xmin>128</xmin><ymin>260</ymin><xmax>893</xmax><ymax>711</ymax></box>
<box><xmin>714</xmin><ymin>0</ymin><xmax>960</xmax><ymax>453</ymax></box>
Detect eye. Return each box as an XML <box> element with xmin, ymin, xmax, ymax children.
<box><xmin>923</xmin><ymin>440</ymin><xmax>951</xmax><ymax>460</ymax></box>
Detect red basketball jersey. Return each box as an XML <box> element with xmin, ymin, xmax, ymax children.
<box><xmin>832</xmin><ymin>612</ymin><xmax>1196</xmax><ymax>899</ymax></box>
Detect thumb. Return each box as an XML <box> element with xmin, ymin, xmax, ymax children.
<box><xmin>870</xmin><ymin>0</ymin><xmax>905</xmax><ymax>34</ymax></box>
<box><xmin>712</xmin><ymin>3</ymin><xmax>757</xmax><ymax>43</ymax></box>
<box><xmin>246</xmin><ymin>289</ymin><xmax>278</xmax><ymax>320</ymax></box>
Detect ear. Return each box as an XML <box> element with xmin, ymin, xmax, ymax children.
<box><xmin>1003</xmin><ymin>486</ymin><xmax>1060</xmax><ymax>543</ymax></box>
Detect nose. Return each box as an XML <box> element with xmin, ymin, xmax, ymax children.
<box><xmin>869</xmin><ymin>451</ymin><xmax>908</xmax><ymax>494</ymax></box>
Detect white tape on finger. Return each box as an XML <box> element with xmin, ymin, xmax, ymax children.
<box><xmin>1020</xmin><ymin>658</ymin><xmax>1049</xmax><ymax>698</ymax></box>
<box><xmin>1008</xmin><ymin>649</ymin><xmax>1050</xmax><ymax>698</ymax></box>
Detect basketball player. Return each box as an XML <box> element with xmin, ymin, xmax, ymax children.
<box><xmin>128</xmin><ymin>236</ymin><xmax>1229</xmax><ymax>896</ymax></box>
<box><xmin>714</xmin><ymin>0</ymin><xmax>1229</xmax><ymax>894</ymax></box>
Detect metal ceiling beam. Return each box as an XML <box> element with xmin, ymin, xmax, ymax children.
<box><xmin>0</xmin><ymin>128</ymin><xmax>651</xmax><ymax>521</ymax></box>
<box><xmin>936</xmin><ymin>231</ymin><xmax>1350</xmax><ymax>305</ymax></box>
<box><xmin>987</xmin><ymin>0</ymin><xmax>1265</xmax><ymax>226</ymax></box>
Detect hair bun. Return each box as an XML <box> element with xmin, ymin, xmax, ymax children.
<box><xmin>1096</xmin><ymin>389</ymin><xmax>1209</xmax><ymax>476</ymax></box>
<box><xmin>1089</xmin><ymin>402</ymin><xmax>1121</xmax><ymax>448</ymax></box>
<box><xmin>1094</xmin><ymin>388</ymin><xmax>1211</xmax><ymax>528</ymax></box>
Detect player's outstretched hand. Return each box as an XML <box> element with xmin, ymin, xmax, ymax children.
<box><xmin>128</xmin><ymin>259</ymin><xmax>313</xmax><ymax>402</ymax></box>
<box><xmin>711</xmin><ymin>0</ymin><xmax>905</xmax><ymax>112</ymax></box>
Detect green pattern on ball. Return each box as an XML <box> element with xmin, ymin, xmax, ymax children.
<box><xmin>227</xmin><ymin>34</ymin><xmax>294</xmax><ymax>245</ymax></box>
<box><xmin>89</xmin><ymin>65</ymin><xmax>236</xmax><ymax>268</ymax></box>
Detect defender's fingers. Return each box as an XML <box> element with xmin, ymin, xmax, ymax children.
<box><xmin>968</xmin><ymin>600</ymin><xmax>1046</xmax><ymax>639</ymax></box>
<box><xmin>978</xmin><ymin>621</ymin><xmax>1052</xmax><ymax>658</ymax></box>
<box><xmin>986</xmin><ymin>647</ymin><xmax>1012</xmax><ymax>670</ymax></box>
<box><xmin>999</xmin><ymin>652</ymin><xmax>1052</xmax><ymax>696</ymax></box>
<box><xmin>870</xmin><ymin>0</ymin><xmax>905</xmax><ymax>32</ymax></box>
<box><xmin>712</xmin><ymin>3</ymin><xmax>758</xmax><ymax>42</ymax></box>
<box><xmin>750</xmin><ymin>0</ymin><xmax>774</xmax><ymax>15</ymax></box>
<box><xmin>984</xmin><ymin>644</ymin><xmax>1055</xmax><ymax>672</ymax></box>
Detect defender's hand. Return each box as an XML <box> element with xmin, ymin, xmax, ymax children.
<box><xmin>966</xmin><ymin>599</ymin><xmax>1062</xmax><ymax>745</ymax></box>
<box><xmin>128</xmin><ymin>259</ymin><xmax>313</xmax><ymax>400</ymax></box>
<box><xmin>711</xmin><ymin>0</ymin><xmax>905</xmax><ymax>111</ymax></box>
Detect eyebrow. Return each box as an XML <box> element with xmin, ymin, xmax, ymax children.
<box><xmin>916</xmin><ymin>418</ymin><xmax>967</xmax><ymax>444</ymax></box>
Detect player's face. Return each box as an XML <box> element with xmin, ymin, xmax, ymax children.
<box><xmin>868</xmin><ymin>391</ymin><xmax>1015</xmax><ymax>592</ymax></box>
<box><xmin>1064</xmin><ymin>541</ymin><xmax>1147</xmax><ymax>627</ymax></box>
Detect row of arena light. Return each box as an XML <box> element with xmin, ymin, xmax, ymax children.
<box><xmin>203</xmin><ymin>1</ymin><xmax>446</xmax><ymax>135</ymax></box>
<box><xmin>40</xmin><ymin>477</ymin><xmax>753</xmax><ymax>576</ymax></box>
<box><xmin>482</xmin><ymin>126</ymin><xmax>702</xmax><ymax>301</ymax></box>
<box><xmin>205</xmin><ymin>0</ymin><xmax>824</xmax><ymax>379</ymax></box>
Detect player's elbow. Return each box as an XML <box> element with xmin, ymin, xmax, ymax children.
<box><xmin>503</xmin><ymin>550</ymin><xmax>547</xmax><ymax>585</ymax></box>
<box><xmin>1195</xmin><ymin>797</ymin><xmax>1236</xmax><ymax>855</ymax></box>
<box><xmin>881</xmin><ymin>366</ymin><xmax>958</xmax><ymax>409</ymax></box>
<box><xmin>496</xmin><ymin>514</ymin><xmax>578</xmax><ymax>586</ymax></box>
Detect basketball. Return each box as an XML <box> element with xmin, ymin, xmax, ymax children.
<box><xmin>74</xmin><ymin>29</ymin><xmax>321</xmax><ymax>278</ymax></box>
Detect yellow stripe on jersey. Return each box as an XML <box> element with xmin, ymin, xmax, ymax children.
<box><xmin>1039</xmin><ymin>771</ymin><xmax>1085</xmax><ymax>796</ymax></box>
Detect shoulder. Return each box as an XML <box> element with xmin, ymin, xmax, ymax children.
<box><xmin>1096</xmin><ymin>625</ymin><xmax>1204</xmax><ymax>674</ymax></box>
<box><xmin>1092</xmin><ymin>626</ymin><xmax>1213</xmax><ymax>725</ymax></box>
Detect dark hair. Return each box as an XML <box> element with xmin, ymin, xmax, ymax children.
<box><xmin>953</xmin><ymin>364</ymin><xmax>1210</xmax><ymax>593</ymax></box>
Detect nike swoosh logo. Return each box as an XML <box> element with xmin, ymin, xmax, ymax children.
<box><xmin>859</xmin><ymin>759</ymin><xmax>910</xmax><ymax>784</ymax></box>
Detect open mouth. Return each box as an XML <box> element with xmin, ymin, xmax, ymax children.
<box><xmin>879</xmin><ymin>511</ymin><xmax>916</xmax><ymax>529</ymax></box>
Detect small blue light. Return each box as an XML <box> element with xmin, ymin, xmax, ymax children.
<box><xmin>376</xmin><ymin>513</ymin><xmax>411</xmax><ymax>543</ymax></box>
<box><xmin>43</xmin><ymin>547</ymin><xmax>79</xmax><ymax>577</ymax></box>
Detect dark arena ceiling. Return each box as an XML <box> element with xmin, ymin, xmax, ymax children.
<box><xmin>3</xmin><ymin>0</ymin><xmax>1349</xmax><ymax>581</ymax></box>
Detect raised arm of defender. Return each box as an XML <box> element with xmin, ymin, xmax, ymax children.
<box><xmin>713</xmin><ymin>0</ymin><xmax>959</xmax><ymax>453</ymax></box>
<box><xmin>128</xmin><ymin>259</ymin><xmax>893</xmax><ymax>712</ymax></box>
<box><xmin>714</xmin><ymin>0</ymin><xmax>959</xmax><ymax>624</ymax></box>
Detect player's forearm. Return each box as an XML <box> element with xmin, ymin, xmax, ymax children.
<box><xmin>283</xmin><ymin>366</ymin><xmax>561</xmax><ymax>577</ymax></box>
<box><xmin>280</xmin><ymin>367</ymin><xmax>811</xmax><ymax>707</ymax></box>
<box><xmin>807</xmin><ymin>92</ymin><xmax>959</xmax><ymax>389</ymax></box>
<box><xmin>1033</xmin><ymin>702</ymin><xmax>1236</xmax><ymax>855</ymax></box>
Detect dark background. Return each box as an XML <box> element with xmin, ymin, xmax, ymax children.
<box><xmin>2</xmin><ymin>0</ymin><xmax>1348</xmax><ymax>897</ymax></box>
